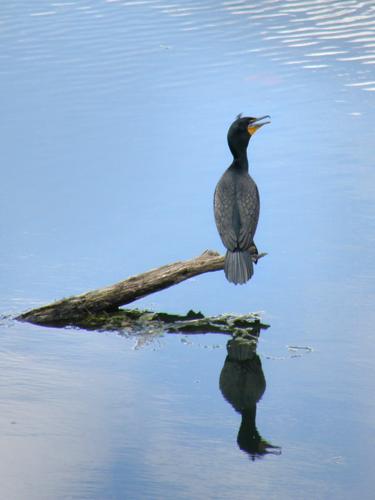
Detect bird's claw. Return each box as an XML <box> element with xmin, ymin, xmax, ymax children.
<box><xmin>250</xmin><ymin>243</ymin><xmax>259</xmax><ymax>264</ymax></box>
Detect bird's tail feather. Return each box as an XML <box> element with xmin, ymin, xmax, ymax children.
<box><xmin>224</xmin><ymin>250</ymin><xmax>253</xmax><ymax>285</ymax></box>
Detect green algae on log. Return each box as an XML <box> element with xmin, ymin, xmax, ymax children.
<box><xmin>66</xmin><ymin>308</ymin><xmax>270</xmax><ymax>336</ymax></box>
<box><xmin>17</xmin><ymin>249</ymin><xmax>265</xmax><ymax>327</ymax></box>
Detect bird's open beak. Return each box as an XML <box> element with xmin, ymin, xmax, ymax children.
<box><xmin>247</xmin><ymin>115</ymin><xmax>271</xmax><ymax>135</ymax></box>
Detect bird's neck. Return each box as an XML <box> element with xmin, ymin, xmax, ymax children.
<box><xmin>231</xmin><ymin>152</ymin><xmax>249</xmax><ymax>171</ymax></box>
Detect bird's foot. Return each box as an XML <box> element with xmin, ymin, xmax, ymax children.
<box><xmin>250</xmin><ymin>243</ymin><xmax>259</xmax><ymax>264</ymax></box>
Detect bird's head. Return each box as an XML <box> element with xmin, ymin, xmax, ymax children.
<box><xmin>227</xmin><ymin>114</ymin><xmax>271</xmax><ymax>159</ymax></box>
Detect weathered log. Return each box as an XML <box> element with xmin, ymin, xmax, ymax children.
<box><xmin>17</xmin><ymin>249</ymin><xmax>265</xmax><ymax>326</ymax></box>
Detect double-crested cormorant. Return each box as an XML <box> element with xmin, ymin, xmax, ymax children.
<box><xmin>214</xmin><ymin>114</ymin><xmax>270</xmax><ymax>284</ymax></box>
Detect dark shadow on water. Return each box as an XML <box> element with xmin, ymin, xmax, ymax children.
<box><xmin>219</xmin><ymin>326</ymin><xmax>281</xmax><ymax>460</ymax></box>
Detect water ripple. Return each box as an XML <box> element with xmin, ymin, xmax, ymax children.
<box><xmin>1</xmin><ymin>0</ymin><xmax>374</xmax><ymax>95</ymax></box>
<box><xmin>223</xmin><ymin>0</ymin><xmax>375</xmax><ymax>89</ymax></box>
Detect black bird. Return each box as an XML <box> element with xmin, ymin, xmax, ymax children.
<box><xmin>214</xmin><ymin>114</ymin><xmax>270</xmax><ymax>284</ymax></box>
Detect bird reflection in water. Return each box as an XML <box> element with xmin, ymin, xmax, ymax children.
<box><xmin>219</xmin><ymin>327</ymin><xmax>281</xmax><ymax>460</ymax></box>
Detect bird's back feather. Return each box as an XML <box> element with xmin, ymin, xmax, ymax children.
<box><xmin>214</xmin><ymin>167</ymin><xmax>259</xmax><ymax>252</ymax></box>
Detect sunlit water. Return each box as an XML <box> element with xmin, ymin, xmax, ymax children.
<box><xmin>1</xmin><ymin>1</ymin><xmax>375</xmax><ymax>499</ymax></box>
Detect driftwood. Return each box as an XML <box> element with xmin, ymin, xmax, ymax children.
<box><xmin>17</xmin><ymin>249</ymin><xmax>265</xmax><ymax>327</ymax></box>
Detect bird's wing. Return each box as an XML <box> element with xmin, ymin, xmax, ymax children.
<box><xmin>237</xmin><ymin>178</ymin><xmax>260</xmax><ymax>250</ymax></box>
<box><xmin>214</xmin><ymin>178</ymin><xmax>237</xmax><ymax>251</ymax></box>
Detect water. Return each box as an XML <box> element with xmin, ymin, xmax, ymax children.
<box><xmin>1</xmin><ymin>0</ymin><xmax>375</xmax><ymax>498</ymax></box>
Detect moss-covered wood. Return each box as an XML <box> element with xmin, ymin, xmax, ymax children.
<box><xmin>69</xmin><ymin>308</ymin><xmax>269</xmax><ymax>336</ymax></box>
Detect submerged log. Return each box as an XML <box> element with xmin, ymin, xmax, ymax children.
<box><xmin>17</xmin><ymin>249</ymin><xmax>265</xmax><ymax>326</ymax></box>
<box><xmin>67</xmin><ymin>309</ymin><xmax>270</xmax><ymax>336</ymax></box>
